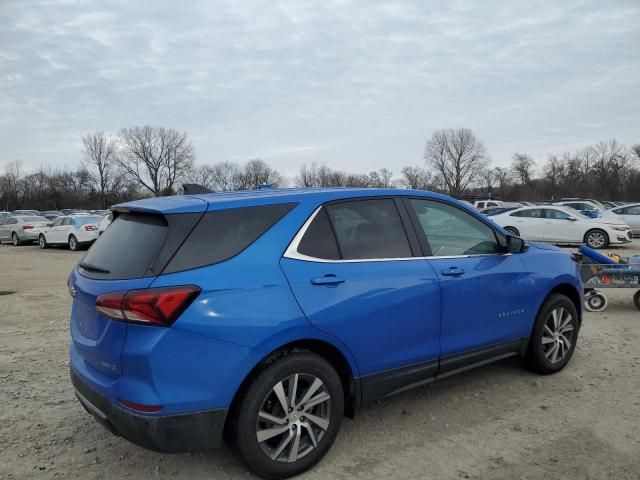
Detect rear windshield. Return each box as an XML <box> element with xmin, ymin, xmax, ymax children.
<box><xmin>79</xmin><ymin>213</ymin><xmax>168</xmax><ymax>279</ymax></box>
<box><xmin>21</xmin><ymin>216</ymin><xmax>48</xmax><ymax>222</ymax></box>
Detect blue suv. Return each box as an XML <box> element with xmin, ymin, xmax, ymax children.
<box><xmin>69</xmin><ymin>188</ymin><xmax>582</xmax><ymax>479</ymax></box>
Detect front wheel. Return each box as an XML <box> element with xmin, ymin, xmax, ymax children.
<box><xmin>525</xmin><ymin>293</ymin><xmax>579</xmax><ymax>374</ymax></box>
<box><xmin>228</xmin><ymin>351</ymin><xmax>344</xmax><ymax>479</ymax></box>
<box><xmin>584</xmin><ymin>229</ymin><xmax>609</xmax><ymax>249</ymax></box>
<box><xmin>39</xmin><ymin>234</ymin><xmax>48</xmax><ymax>249</ymax></box>
<box><xmin>68</xmin><ymin>235</ymin><xmax>80</xmax><ymax>251</ymax></box>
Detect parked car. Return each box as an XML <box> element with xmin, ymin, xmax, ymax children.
<box><xmin>90</xmin><ymin>209</ymin><xmax>110</xmax><ymax>216</ymax></box>
<box><xmin>552</xmin><ymin>200</ymin><xmax>618</xmax><ymax>219</ymax></box>
<box><xmin>69</xmin><ymin>188</ymin><xmax>583</xmax><ymax>479</ymax></box>
<box><xmin>0</xmin><ymin>211</ymin><xmax>10</xmax><ymax>220</ymax></box>
<box><xmin>492</xmin><ymin>205</ymin><xmax>632</xmax><ymax>249</ymax></box>
<box><xmin>39</xmin><ymin>210</ymin><xmax>64</xmax><ymax>221</ymax></box>
<box><xmin>608</xmin><ymin>203</ymin><xmax>640</xmax><ymax>236</ymax></box>
<box><xmin>97</xmin><ymin>212</ymin><xmax>112</xmax><ymax>236</ymax></box>
<box><xmin>39</xmin><ymin>215</ymin><xmax>103</xmax><ymax>250</ymax></box>
<box><xmin>481</xmin><ymin>206</ymin><xmax>519</xmax><ymax>216</ymax></box>
<box><xmin>473</xmin><ymin>199</ymin><xmax>504</xmax><ymax>209</ymax></box>
<box><xmin>0</xmin><ymin>215</ymin><xmax>51</xmax><ymax>245</ymax></box>
<box><xmin>11</xmin><ymin>209</ymin><xmax>40</xmax><ymax>216</ymax></box>
<box><xmin>60</xmin><ymin>209</ymin><xmax>87</xmax><ymax>215</ymax></box>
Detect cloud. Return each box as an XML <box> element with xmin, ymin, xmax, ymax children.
<box><xmin>0</xmin><ymin>0</ymin><xmax>639</xmax><ymax>174</ymax></box>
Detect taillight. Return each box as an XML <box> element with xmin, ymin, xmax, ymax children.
<box><xmin>22</xmin><ymin>225</ymin><xmax>33</xmax><ymax>230</ymax></box>
<box><xmin>95</xmin><ymin>286</ymin><xmax>201</xmax><ymax>326</ymax></box>
<box><xmin>84</xmin><ymin>225</ymin><xmax>97</xmax><ymax>231</ymax></box>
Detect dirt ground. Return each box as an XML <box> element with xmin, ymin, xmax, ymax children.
<box><xmin>1</xmin><ymin>242</ymin><xmax>639</xmax><ymax>480</ymax></box>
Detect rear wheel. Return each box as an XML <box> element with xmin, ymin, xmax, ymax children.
<box><xmin>584</xmin><ymin>229</ymin><xmax>608</xmax><ymax>249</ymax></box>
<box><xmin>504</xmin><ymin>226</ymin><xmax>520</xmax><ymax>236</ymax></box>
<box><xmin>633</xmin><ymin>290</ymin><xmax>640</xmax><ymax>311</ymax></box>
<box><xmin>228</xmin><ymin>351</ymin><xmax>344</xmax><ymax>479</ymax></box>
<box><xmin>526</xmin><ymin>294</ymin><xmax>579</xmax><ymax>374</ymax></box>
<box><xmin>68</xmin><ymin>235</ymin><xmax>80</xmax><ymax>251</ymax></box>
<box><xmin>39</xmin><ymin>234</ymin><xmax>48</xmax><ymax>249</ymax></box>
<box><xmin>12</xmin><ymin>232</ymin><xmax>21</xmax><ymax>246</ymax></box>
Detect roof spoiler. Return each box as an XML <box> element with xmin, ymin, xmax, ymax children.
<box><xmin>182</xmin><ymin>183</ymin><xmax>213</xmax><ymax>195</ymax></box>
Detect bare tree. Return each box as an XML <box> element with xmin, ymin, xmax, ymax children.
<box><xmin>510</xmin><ymin>153</ymin><xmax>536</xmax><ymax>187</ymax></box>
<box><xmin>399</xmin><ymin>166</ymin><xmax>432</xmax><ymax>190</ymax></box>
<box><xmin>81</xmin><ymin>131</ymin><xmax>118</xmax><ymax>208</ymax></box>
<box><xmin>424</xmin><ymin>128</ymin><xmax>489</xmax><ymax>196</ymax></box>
<box><xmin>235</xmin><ymin>159</ymin><xmax>282</xmax><ymax>190</ymax></box>
<box><xmin>368</xmin><ymin>168</ymin><xmax>394</xmax><ymax>188</ymax></box>
<box><xmin>632</xmin><ymin>144</ymin><xmax>640</xmax><ymax>161</ymax></box>
<box><xmin>118</xmin><ymin>126</ymin><xmax>195</xmax><ymax>196</ymax></box>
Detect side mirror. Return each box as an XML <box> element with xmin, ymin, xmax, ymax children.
<box><xmin>567</xmin><ymin>217</ymin><xmax>576</xmax><ymax>221</ymax></box>
<box><xmin>506</xmin><ymin>235</ymin><xmax>527</xmax><ymax>253</ymax></box>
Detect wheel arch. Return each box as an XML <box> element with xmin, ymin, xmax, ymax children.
<box><xmin>225</xmin><ymin>337</ymin><xmax>359</xmax><ymax>434</ymax></box>
<box><xmin>546</xmin><ymin>283</ymin><xmax>583</xmax><ymax>325</ymax></box>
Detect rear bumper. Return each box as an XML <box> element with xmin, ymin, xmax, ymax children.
<box><xmin>71</xmin><ymin>368</ymin><xmax>227</xmax><ymax>452</ymax></box>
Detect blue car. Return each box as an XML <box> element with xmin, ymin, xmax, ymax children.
<box><xmin>69</xmin><ymin>188</ymin><xmax>583</xmax><ymax>478</ymax></box>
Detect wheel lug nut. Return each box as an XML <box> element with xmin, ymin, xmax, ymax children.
<box><xmin>291</xmin><ymin>424</ymin><xmax>297</xmax><ymax>430</ymax></box>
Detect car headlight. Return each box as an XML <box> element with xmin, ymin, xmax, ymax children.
<box><xmin>612</xmin><ymin>226</ymin><xmax>628</xmax><ymax>231</ymax></box>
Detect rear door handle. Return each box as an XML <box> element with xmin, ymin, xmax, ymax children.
<box><xmin>311</xmin><ymin>275</ymin><xmax>346</xmax><ymax>286</ymax></box>
<box><xmin>441</xmin><ymin>267</ymin><xmax>465</xmax><ymax>277</ymax></box>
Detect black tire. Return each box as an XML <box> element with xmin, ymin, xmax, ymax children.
<box><xmin>633</xmin><ymin>290</ymin><xmax>640</xmax><ymax>311</ymax></box>
<box><xmin>584</xmin><ymin>229</ymin><xmax>609</xmax><ymax>249</ymax></box>
<box><xmin>39</xmin><ymin>234</ymin><xmax>48</xmax><ymax>249</ymax></box>
<box><xmin>525</xmin><ymin>293</ymin><xmax>579</xmax><ymax>374</ymax></box>
<box><xmin>504</xmin><ymin>226</ymin><xmax>519</xmax><ymax>236</ymax></box>
<box><xmin>68</xmin><ymin>235</ymin><xmax>80</xmax><ymax>251</ymax></box>
<box><xmin>228</xmin><ymin>351</ymin><xmax>344</xmax><ymax>479</ymax></box>
<box><xmin>12</xmin><ymin>232</ymin><xmax>22</xmax><ymax>246</ymax></box>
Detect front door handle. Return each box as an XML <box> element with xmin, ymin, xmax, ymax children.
<box><xmin>311</xmin><ymin>275</ymin><xmax>346</xmax><ymax>286</ymax></box>
<box><xmin>441</xmin><ymin>267</ymin><xmax>465</xmax><ymax>277</ymax></box>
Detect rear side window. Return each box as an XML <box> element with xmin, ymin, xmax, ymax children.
<box><xmin>325</xmin><ymin>199</ymin><xmax>411</xmax><ymax>260</ymax></box>
<box><xmin>510</xmin><ymin>209</ymin><xmax>544</xmax><ymax>218</ymax></box>
<box><xmin>297</xmin><ymin>208</ymin><xmax>340</xmax><ymax>260</ymax></box>
<box><xmin>80</xmin><ymin>213</ymin><xmax>168</xmax><ymax>279</ymax></box>
<box><xmin>163</xmin><ymin>203</ymin><xmax>297</xmax><ymax>273</ymax></box>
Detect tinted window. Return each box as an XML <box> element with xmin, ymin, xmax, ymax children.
<box><xmin>626</xmin><ymin>206</ymin><xmax>640</xmax><ymax>215</ymax></box>
<box><xmin>297</xmin><ymin>208</ymin><xmax>340</xmax><ymax>260</ymax></box>
<box><xmin>80</xmin><ymin>213</ymin><xmax>168</xmax><ymax>279</ymax></box>
<box><xmin>164</xmin><ymin>203</ymin><xmax>296</xmax><ymax>273</ymax></box>
<box><xmin>545</xmin><ymin>209</ymin><xmax>572</xmax><ymax>220</ymax></box>
<box><xmin>510</xmin><ymin>209</ymin><xmax>544</xmax><ymax>218</ymax></box>
<box><xmin>325</xmin><ymin>199</ymin><xmax>411</xmax><ymax>260</ymax></box>
<box><xmin>409</xmin><ymin>199</ymin><xmax>499</xmax><ymax>256</ymax></box>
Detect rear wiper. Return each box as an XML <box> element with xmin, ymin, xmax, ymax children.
<box><xmin>79</xmin><ymin>262</ymin><xmax>110</xmax><ymax>274</ymax></box>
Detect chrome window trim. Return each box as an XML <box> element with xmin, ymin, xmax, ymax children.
<box><xmin>283</xmin><ymin>205</ymin><xmax>512</xmax><ymax>263</ymax></box>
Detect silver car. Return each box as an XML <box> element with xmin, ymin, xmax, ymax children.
<box><xmin>608</xmin><ymin>203</ymin><xmax>640</xmax><ymax>236</ymax></box>
<box><xmin>0</xmin><ymin>215</ymin><xmax>51</xmax><ymax>245</ymax></box>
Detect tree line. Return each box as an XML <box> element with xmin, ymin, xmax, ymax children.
<box><xmin>1</xmin><ymin>126</ymin><xmax>638</xmax><ymax>211</ymax></box>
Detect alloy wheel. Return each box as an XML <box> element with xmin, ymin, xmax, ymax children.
<box><xmin>542</xmin><ymin>306</ymin><xmax>575</xmax><ymax>364</ymax></box>
<box><xmin>256</xmin><ymin>373</ymin><xmax>331</xmax><ymax>463</ymax></box>
<box><xmin>69</xmin><ymin>236</ymin><xmax>77</xmax><ymax>250</ymax></box>
<box><xmin>39</xmin><ymin>235</ymin><xmax>46</xmax><ymax>248</ymax></box>
<box><xmin>586</xmin><ymin>231</ymin><xmax>606</xmax><ymax>249</ymax></box>
<box><xmin>12</xmin><ymin>233</ymin><xmax>18</xmax><ymax>246</ymax></box>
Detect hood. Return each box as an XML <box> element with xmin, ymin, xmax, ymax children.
<box><xmin>528</xmin><ymin>241</ymin><xmax>563</xmax><ymax>252</ymax></box>
<box><xmin>591</xmin><ymin>217</ymin><xmax>628</xmax><ymax>227</ymax></box>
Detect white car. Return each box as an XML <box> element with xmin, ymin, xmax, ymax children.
<box><xmin>491</xmin><ymin>205</ymin><xmax>632</xmax><ymax>249</ymax></box>
<box><xmin>474</xmin><ymin>199</ymin><xmax>505</xmax><ymax>210</ymax></box>
<box><xmin>38</xmin><ymin>215</ymin><xmax>103</xmax><ymax>251</ymax></box>
<box><xmin>552</xmin><ymin>200</ymin><xmax>619</xmax><ymax>220</ymax></box>
<box><xmin>98</xmin><ymin>212</ymin><xmax>112</xmax><ymax>236</ymax></box>
<box><xmin>608</xmin><ymin>203</ymin><xmax>640</xmax><ymax>236</ymax></box>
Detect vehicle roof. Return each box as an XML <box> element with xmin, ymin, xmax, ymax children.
<box><xmin>114</xmin><ymin>188</ymin><xmax>461</xmax><ymax>214</ymax></box>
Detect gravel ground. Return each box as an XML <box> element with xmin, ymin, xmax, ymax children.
<box><xmin>1</xmin><ymin>242</ymin><xmax>639</xmax><ymax>480</ymax></box>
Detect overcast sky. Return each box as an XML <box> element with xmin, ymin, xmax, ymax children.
<box><xmin>1</xmin><ymin>0</ymin><xmax>639</xmax><ymax>179</ymax></box>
